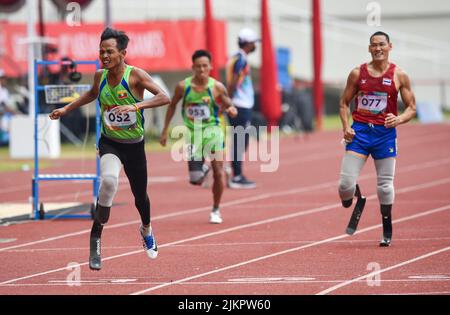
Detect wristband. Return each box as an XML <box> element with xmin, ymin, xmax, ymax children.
<box><xmin>134</xmin><ymin>104</ymin><xmax>139</xmax><ymax>112</ymax></box>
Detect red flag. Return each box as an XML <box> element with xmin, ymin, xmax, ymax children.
<box><xmin>312</xmin><ymin>0</ymin><xmax>323</xmax><ymax>130</ymax></box>
<box><xmin>204</xmin><ymin>0</ymin><xmax>219</xmax><ymax>80</ymax></box>
<box><xmin>260</xmin><ymin>0</ymin><xmax>282</xmax><ymax>129</ymax></box>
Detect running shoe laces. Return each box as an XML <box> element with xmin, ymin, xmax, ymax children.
<box><xmin>140</xmin><ymin>226</ymin><xmax>158</xmax><ymax>259</ymax></box>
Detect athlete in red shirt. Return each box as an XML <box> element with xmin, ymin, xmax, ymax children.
<box><xmin>338</xmin><ymin>31</ymin><xmax>416</xmax><ymax>246</ymax></box>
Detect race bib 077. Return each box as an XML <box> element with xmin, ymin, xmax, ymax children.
<box><xmin>356</xmin><ymin>91</ymin><xmax>388</xmax><ymax>115</ymax></box>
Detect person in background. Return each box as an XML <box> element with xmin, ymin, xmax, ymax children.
<box><xmin>0</xmin><ymin>69</ymin><xmax>16</xmax><ymax>145</ymax></box>
<box><xmin>225</xmin><ymin>28</ymin><xmax>259</xmax><ymax>189</ymax></box>
<box><xmin>160</xmin><ymin>49</ymin><xmax>237</xmax><ymax>224</ymax></box>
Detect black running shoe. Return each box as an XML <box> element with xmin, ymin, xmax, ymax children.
<box><xmin>379</xmin><ymin>237</ymin><xmax>391</xmax><ymax>247</ymax></box>
<box><xmin>229</xmin><ymin>175</ymin><xmax>256</xmax><ymax>189</ymax></box>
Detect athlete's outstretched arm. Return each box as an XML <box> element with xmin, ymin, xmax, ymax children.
<box><xmin>215</xmin><ymin>81</ymin><xmax>238</xmax><ymax>118</ymax></box>
<box><xmin>384</xmin><ymin>69</ymin><xmax>417</xmax><ymax>128</ymax></box>
<box><xmin>339</xmin><ymin>68</ymin><xmax>360</xmax><ymax>143</ymax></box>
<box><xmin>159</xmin><ymin>82</ymin><xmax>184</xmax><ymax>147</ymax></box>
<box><xmin>49</xmin><ymin>70</ymin><xmax>102</xmax><ymax>120</ymax></box>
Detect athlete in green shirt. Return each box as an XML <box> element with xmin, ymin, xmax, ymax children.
<box><xmin>160</xmin><ymin>50</ymin><xmax>237</xmax><ymax>224</ymax></box>
<box><xmin>50</xmin><ymin>27</ymin><xmax>170</xmax><ymax>270</ymax></box>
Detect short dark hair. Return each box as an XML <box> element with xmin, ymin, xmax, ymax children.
<box><xmin>370</xmin><ymin>31</ymin><xmax>390</xmax><ymax>43</ymax></box>
<box><xmin>100</xmin><ymin>27</ymin><xmax>129</xmax><ymax>50</ymax></box>
<box><xmin>192</xmin><ymin>49</ymin><xmax>212</xmax><ymax>63</ymax></box>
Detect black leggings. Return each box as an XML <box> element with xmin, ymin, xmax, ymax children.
<box><xmin>228</xmin><ymin>107</ymin><xmax>252</xmax><ymax>177</ymax></box>
<box><xmin>98</xmin><ymin>136</ymin><xmax>151</xmax><ymax>226</ymax></box>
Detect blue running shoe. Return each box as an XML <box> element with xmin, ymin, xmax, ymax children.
<box><xmin>140</xmin><ymin>226</ymin><xmax>158</xmax><ymax>259</ymax></box>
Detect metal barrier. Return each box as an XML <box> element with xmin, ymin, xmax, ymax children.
<box><xmin>32</xmin><ymin>59</ymin><xmax>101</xmax><ymax>220</ymax></box>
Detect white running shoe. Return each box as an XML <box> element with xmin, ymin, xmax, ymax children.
<box><xmin>140</xmin><ymin>225</ymin><xmax>158</xmax><ymax>259</ymax></box>
<box><xmin>209</xmin><ymin>211</ymin><xmax>223</xmax><ymax>224</ymax></box>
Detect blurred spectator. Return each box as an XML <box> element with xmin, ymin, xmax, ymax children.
<box><xmin>290</xmin><ymin>78</ymin><xmax>314</xmax><ymax>134</ymax></box>
<box><xmin>45</xmin><ymin>44</ymin><xmax>62</xmax><ymax>83</ymax></box>
<box><xmin>0</xmin><ymin>70</ymin><xmax>10</xmax><ymax>111</ymax></box>
<box><xmin>279</xmin><ymin>88</ymin><xmax>300</xmax><ymax>133</ymax></box>
<box><xmin>11</xmin><ymin>85</ymin><xmax>29</xmax><ymax>114</ymax></box>
<box><xmin>0</xmin><ymin>69</ymin><xmax>16</xmax><ymax>145</ymax></box>
<box><xmin>225</xmin><ymin>28</ymin><xmax>260</xmax><ymax>189</ymax></box>
<box><xmin>59</xmin><ymin>58</ymin><xmax>85</xmax><ymax>143</ymax></box>
<box><xmin>40</xmin><ymin>57</ymin><xmax>85</xmax><ymax>143</ymax></box>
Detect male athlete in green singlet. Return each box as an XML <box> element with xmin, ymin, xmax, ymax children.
<box><xmin>160</xmin><ymin>50</ymin><xmax>237</xmax><ymax>224</ymax></box>
<box><xmin>50</xmin><ymin>27</ymin><xmax>170</xmax><ymax>270</ymax></box>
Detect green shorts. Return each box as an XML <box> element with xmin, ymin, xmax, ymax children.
<box><xmin>187</xmin><ymin>125</ymin><xmax>224</xmax><ymax>161</ymax></box>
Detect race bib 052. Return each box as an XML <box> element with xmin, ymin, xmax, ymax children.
<box><xmin>103</xmin><ymin>107</ymin><xmax>137</xmax><ymax>129</ymax></box>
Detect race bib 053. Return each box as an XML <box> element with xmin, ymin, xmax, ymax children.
<box><xmin>185</xmin><ymin>104</ymin><xmax>211</xmax><ymax>120</ymax></box>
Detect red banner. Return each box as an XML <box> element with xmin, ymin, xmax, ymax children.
<box><xmin>204</xmin><ymin>0</ymin><xmax>219</xmax><ymax>80</ymax></box>
<box><xmin>0</xmin><ymin>20</ymin><xmax>227</xmax><ymax>77</ymax></box>
<box><xmin>260</xmin><ymin>0</ymin><xmax>282</xmax><ymax>128</ymax></box>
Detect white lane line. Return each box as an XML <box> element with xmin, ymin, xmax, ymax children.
<box><xmin>7</xmin><ymin>237</ymin><xmax>450</xmax><ymax>253</ymax></box>
<box><xmin>130</xmin><ymin>204</ymin><xmax>450</xmax><ymax>295</ymax></box>
<box><xmin>408</xmin><ymin>275</ymin><xmax>450</xmax><ymax>279</ymax></box>
<box><xmin>2</xmin><ymin>278</ymin><xmax>450</xmax><ymax>288</ymax></box>
<box><xmin>316</xmin><ymin>246</ymin><xmax>450</xmax><ymax>295</ymax></box>
<box><xmin>0</xmin><ymin>238</ymin><xmax>17</xmax><ymax>244</ymax></box>
<box><xmin>2</xmin><ymin>153</ymin><xmax>450</xmax><ymax>253</ymax></box>
<box><xmin>1</xmin><ymin>177</ymin><xmax>449</xmax><ymax>287</ymax></box>
<box><xmin>380</xmin><ymin>291</ymin><xmax>450</xmax><ymax>295</ymax></box>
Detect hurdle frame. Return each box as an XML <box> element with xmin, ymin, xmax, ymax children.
<box><xmin>32</xmin><ymin>59</ymin><xmax>101</xmax><ymax>220</ymax></box>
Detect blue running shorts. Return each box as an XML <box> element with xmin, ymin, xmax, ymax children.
<box><xmin>346</xmin><ymin>121</ymin><xmax>397</xmax><ymax>160</ymax></box>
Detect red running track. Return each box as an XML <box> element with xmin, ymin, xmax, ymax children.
<box><xmin>0</xmin><ymin>123</ymin><xmax>449</xmax><ymax>295</ymax></box>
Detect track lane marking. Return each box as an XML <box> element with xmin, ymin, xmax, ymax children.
<box><xmin>130</xmin><ymin>204</ymin><xmax>450</xmax><ymax>295</ymax></box>
<box><xmin>316</xmin><ymin>246</ymin><xmax>450</xmax><ymax>295</ymax></box>
<box><xmin>0</xmin><ymin>176</ymin><xmax>447</xmax><ymax>289</ymax></box>
<box><xmin>2</xmin><ymin>155</ymin><xmax>450</xmax><ymax>253</ymax></box>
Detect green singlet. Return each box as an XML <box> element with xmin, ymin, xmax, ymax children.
<box><xmin>98</xmin><ymin>65</ymin><xmax>144</xmax><ymax>141</ymax></box>
<box><xmin>181</xmin><ymin>76</ymin><xmax>224</xmax><ymax>160</ymax></box>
